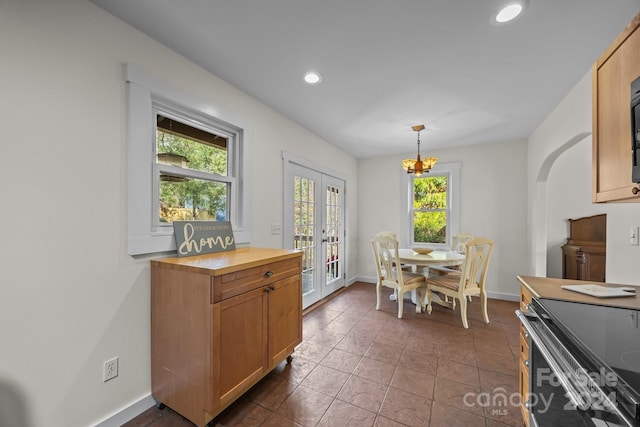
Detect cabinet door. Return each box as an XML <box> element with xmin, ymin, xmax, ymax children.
<box><xmin>562</xmin><ymin>245</ymin><xmax>580</xmax><ymax>280</ymax></box>
<box><xmin>214</xmin><ymin>286</ymin><xmax>268</xmax><ymax>410</ymax></box>
<box><xmin>593</xmin><ymin>14</ymin><xmax>640</xmax><ymax>202</ymax></box>
<box><xmin>267</xmin><ymin>275</ymin><xmax>302</xmax><ymax>369</ymax></box>
<box><xmin>583</xmin><ymin>252</ymin><xmax>606</xmax><ymax>282</ymax></box>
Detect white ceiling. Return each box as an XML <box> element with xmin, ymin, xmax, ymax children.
<box><xmin>90</xmin><ymin>0</ymin><xmax>640</xmax><ymax>158</ymax></box>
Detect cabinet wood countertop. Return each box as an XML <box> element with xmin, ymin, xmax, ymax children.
<box><xmin>151</xmin><ymin>246</ymin><xmax>301</xmax><ymax>276</ymax></box>
<box><xmin>517</xmin><ymin>275</ymin><xmax>640</xmax><ymax>310</ymax></box>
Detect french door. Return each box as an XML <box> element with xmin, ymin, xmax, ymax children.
<box><xmin>284</xmin><ymin>161</ymin><xmax>345</xmax><ymax>309</ymax></box>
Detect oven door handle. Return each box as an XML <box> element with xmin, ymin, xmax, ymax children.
<box><xmin>516</xmin><ymin>309</ymin><xmax>589</xmax><ymax>411</ymax></box>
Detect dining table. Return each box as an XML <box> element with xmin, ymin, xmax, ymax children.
<box><xmin>394</xmin><ymin>249</ymin><xmax>466</xmax><ymax>310</ymax></box>
<box><xmin>396</xmin><ymin>249</ymin><xmax>465</xmax><ymax>268</ymax></box>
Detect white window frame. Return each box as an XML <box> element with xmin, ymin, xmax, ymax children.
<box><xmin>402</xmin><ymin>162</ymin><xmax>461</xmax><ymax>250</ymax></box>
<box><xmin>126</xmin><ymin>64</ymin><xmax>252</xmax><ymax>255</ymax></box>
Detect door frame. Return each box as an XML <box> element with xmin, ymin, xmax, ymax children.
<box><xmin>282</xmin><ymin>151</ymin><xmax>347</xmax><ymax>309</ymax></box>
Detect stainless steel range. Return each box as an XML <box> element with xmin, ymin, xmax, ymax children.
<box><xmin>517</xmin><ymin>297</ymin><xmax>640</xmax><ymax>426</ymax></box>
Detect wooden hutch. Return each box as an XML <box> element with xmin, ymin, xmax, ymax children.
<box><xmin>561</xmin><ymin>214</ymin><xmax>606</xmax><ymax>282</ymax></box>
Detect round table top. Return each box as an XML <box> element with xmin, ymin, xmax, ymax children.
<box><xmin>397</xmin><ymin>249</ymin><xmax>465</xmax><ymax>266</ymax></box>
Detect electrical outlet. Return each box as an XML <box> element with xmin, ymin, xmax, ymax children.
<box><xmin>103</xmin><ymin>357</ymin><xmax>119</xmax><ymax>382</ymax></box>
<box><xmin>271</xmin><ymin>223</ymin><xmax>282</xmax><ymax>235</ymax></box>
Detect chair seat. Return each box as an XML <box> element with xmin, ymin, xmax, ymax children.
<box><xmin>402</xmin><ymin>271</ymin><xmax>427</xmax><ymax>286</ymax></box>
<box><xmin>381</xmin><ymin>270</ymin><xmax>425</xmax><ymax>289</ymax></box>
<box><xmin>427</xmin><ymin>276</ymin><xmax>459</xmax><ymax>291</ymax></box>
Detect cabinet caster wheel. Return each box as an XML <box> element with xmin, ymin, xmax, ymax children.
<box><xmin>156</xmin><ymin>402</ymin><xmax>166</xmax><ymax>410</ymax></box>
<box><xmin>286</xmin><ymin>355</ymin><xmax>293</xmax><ymax>364</ymax></box>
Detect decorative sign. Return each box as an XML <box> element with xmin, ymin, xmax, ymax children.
<box><xmin>173</xmin><ymin>221</ymin><xmax>236</xmax><ymax>257</ymax></box>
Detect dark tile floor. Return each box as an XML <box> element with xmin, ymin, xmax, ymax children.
<box><xmin>124</xmin><ymin>282</ymin><xmax>523</xmax><ymax>427</ymax></box>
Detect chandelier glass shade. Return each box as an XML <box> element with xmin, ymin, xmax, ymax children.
<box><xmin>402</xmin><ymin>124</ymin><xmax>437</xmax><ymax>176</ymax></box>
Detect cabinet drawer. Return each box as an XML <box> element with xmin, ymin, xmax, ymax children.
<box><xmin>520</xmin><ymin>286</ymin><xmax>532</xmax><ymax>312</ymax></box>
<box><xmin>520</xmin><ymin>327</ymin><xmax>529</xmax><ymax>360</ymax></box>
<box><xmin>212</xmin><ymin>257</ymin><xmax>302</xmax><ymax>302</ymax></box>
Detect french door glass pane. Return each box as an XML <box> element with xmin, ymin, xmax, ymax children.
<box><xmin>325</xmin><ymin>184</ymin><xmax>341</xmax><ymax>281</ymax></box>
<box><xmin>294</xmin><ymin>176</ymin><xmax>316</xmax><ymax>296</ymax></box>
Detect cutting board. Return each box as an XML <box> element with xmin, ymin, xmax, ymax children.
<box><xmin>561</xmin><ymin>284</ymin><xmax>637</xmax><ymax>298</ymax></box>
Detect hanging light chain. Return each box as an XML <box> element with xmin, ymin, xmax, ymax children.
<box><xmin>402</xmin><ymin>124</ymin><xmax>437</xmax><ymax>176</ymax></box>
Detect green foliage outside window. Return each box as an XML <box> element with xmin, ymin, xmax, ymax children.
<box><xmin>157</xmin><ymin>131</ymin><xmax>228</xmax><ymax>222</ymax></box>
<box><xmin>413</xmin><ymin>175</ymin><xmax>447</xmax><ymax>243</ymax></box>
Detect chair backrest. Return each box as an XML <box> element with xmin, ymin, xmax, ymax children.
<box><xmin>451</xmin><ymin>232</ymin><xmax>475</xmax><ymax>253</ymax></box>
<box><xmin>458</xmin><ymin>237</ymin><xmax>494</xmax><ymax>293</ymax></box>
<box><xmin>370</xmin><ymin>232</ymin><xmax>403</xmax><ymax>288</ymax></box>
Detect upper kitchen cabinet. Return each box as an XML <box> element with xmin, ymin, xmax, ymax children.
<box><xmin>593</xmin><ymin>13</ymin><xmax>640</xmax><ymax>202</ymax></box>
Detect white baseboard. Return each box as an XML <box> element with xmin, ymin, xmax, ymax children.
<box><xmin>486</xmin><ymin>291</ymin><xmax>519</xmax><ymax>301</ymax></box>
<box><xmin>92</xmin><ymin>393</ymin><xmax>156</xmax><ymax>427</ymax></box>
<box><xmin>351</xmin><ymin>276</ymin><xmax>376</xmax><ymax>284</ymax></box>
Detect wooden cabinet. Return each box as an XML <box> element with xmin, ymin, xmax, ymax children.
<box><xmin>519</xmin><ymin>284</ymin><xmax>532</xmax><ymax>427</ymax></box>
<box><xmin>593</xmin><ymin>13</ymin><xmax>640</xmax><ymax>202</ymax></box>
<box><xmin>150</xmin><ymin>247</ymin><xmax>302</xmax><ymax>427</ymax></box>
<box><xmin>561</xmin><ymin>214</ymin><xmax>606</xmax><ymax>282</ymax></box>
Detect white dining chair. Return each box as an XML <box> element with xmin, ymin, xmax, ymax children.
<box><xmin>426</xmin><ymin>237</ymin><xmax>494</xmax><ymax>328</ymax></box>
<box><xmin>371</xmin><ymin>232</ymin><xmax>427</xmax><ymax>318</ymax></box>
<box><xmin>428</xmin><ymin>232</ymin><xmax>475</xmax><ymax>302</ymax></box>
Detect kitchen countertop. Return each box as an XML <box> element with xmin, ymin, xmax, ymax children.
<box><xmin>517</xmin><ymin>275</ymin><xmax>640</xmax><ymax>310</ymax></box>
<box><xmin>151</xmin><ymin>247</ymin><xmax>301</xmax><ymax>275</ymax></box>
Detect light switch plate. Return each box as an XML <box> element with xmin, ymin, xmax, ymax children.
<box><xmin>271</xmin><ymin>224</ymin><xmax>282</xmax><ymax>235</ymax></box>
<box><xmin>631</xmin><ymin>226</ymin><xmax>639</xmax><ymax>246</ymax></box>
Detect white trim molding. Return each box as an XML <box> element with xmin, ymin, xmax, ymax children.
<box><xmin>125</xmin><ymin>64</ymin><xmax>252</xmax><ymax>255</ymax></box>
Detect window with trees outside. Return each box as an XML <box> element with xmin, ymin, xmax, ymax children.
<box><xmin>126</xmin><ymin>64</ymin><xmax>250</xmax><ymax>255</ymax></box>
<box><xmin>413</xmin><ymin>174</ymin><xmax>448</xmax><ymax>244</ymax></box>
<box><xmin>405</xmin><ymin>162</ymin><xmax>460</xmax><ymax>249</ymax></box>
<box><xmin>155</xmin><ymin>115</ymin><xmax>230</xmax><ymax>225</ymax></box>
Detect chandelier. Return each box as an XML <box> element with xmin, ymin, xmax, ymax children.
<box><xmin>402</xmin><ymin>124</ymin><xmax>437</xmax><ymax>176</ymax></box>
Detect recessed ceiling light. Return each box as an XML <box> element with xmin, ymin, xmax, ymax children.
<box><xmin>303</xmin><ymin>71</ymin><xmax>322</xmax><ymax>84</ymax></box>
<box><xmin>495</xmin><ymin>2</ymin><xmax>525</xmax><ymax>23</ymax></box>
